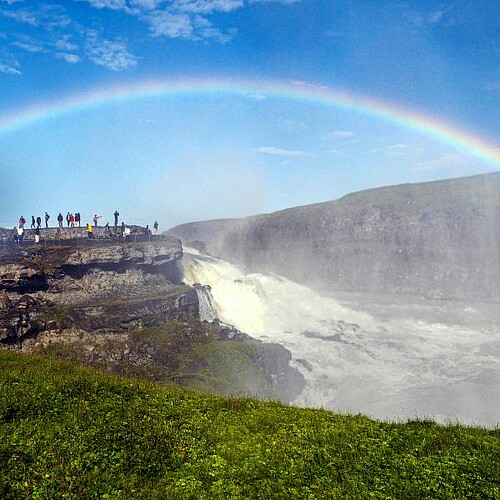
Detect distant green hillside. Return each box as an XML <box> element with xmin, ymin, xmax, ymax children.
<box><xmin>1</xmin><ymin>351</ymin><xmax>499</xmax><ymax>499</ymax></box>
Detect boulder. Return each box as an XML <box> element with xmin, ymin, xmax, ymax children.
<box><xmin>0</xmin><ymin>263</ymin><xmax>48</xmax><ymax>293</ymax></box>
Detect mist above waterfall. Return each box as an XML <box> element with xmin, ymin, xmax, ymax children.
<box><xmin>182</xmin><ymin>248</ymin><xmax>500</xmax><ymax>427</ymax></box>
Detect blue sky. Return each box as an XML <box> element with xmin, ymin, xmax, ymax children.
<box><xmin>0</xmin><ymin>0</ymin><xmax>499</xmax><ymax>229</ymax></box>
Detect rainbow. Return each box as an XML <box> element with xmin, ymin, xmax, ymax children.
<box><xmin>0</xmin><ymin>77</ymin><xmax>499</xmax><ymax>169</ymax></box>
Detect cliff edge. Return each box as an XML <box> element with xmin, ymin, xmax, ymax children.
<box><xmin>0</xmin><ymin>238</ymin><xmax>304</xmax><ymax>402</ymax></box>
<box><xmin>168</xmin><ymin>172</ymin><xmax>500</xmax><ymax>302</ymax></box>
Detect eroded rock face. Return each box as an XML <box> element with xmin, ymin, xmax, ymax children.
<box><xmin>0</xmin><ymin>263</ymin><xmax>48</xmax><ymax>293</ymax></box>
<box><xmin>0</xmin><ymin>287</ymin><xmax>197</xmax><ymax>345</ymax></box>
<box><xmin>0</xmin><ymin>239</ymin><xmax>183</xmax><ymax>297</ymax></box>
<box><xmin>0</xmin><ymin>238</ymin><xmax>305</xmax><ymax>404</ymax></box>
<box><xmin>0</xmin><ymin>240</ymin><xmax>186</xmax><ymax>342</ymax></box>
<box><xmin>62</xmin><ymin>240</ymin><xmax>182</xmax><ymax>267</ymax></box>
<box><xmin>168</xmin><ymin>173</ymin><xmax>500</xmax><ymax>301</ymax></box>
<box><xmin>0</xmin><ymin>294</ymin><xmax>53</xmax><ymax>343</ymax></box>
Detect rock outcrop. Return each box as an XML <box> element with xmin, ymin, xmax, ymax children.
<box><xmin>168</xmin><ymin>172</ymin><xmax>500</xmax><ymax>302</ymax></box>
<box><xmin>0</xmin><ymin>294</ymin><xmax>52</xmax><ymax>343</ymax></box>
<box><xmin>61</xmin><ymin>242</ymin><xmax>180</xmax><ymax>267</ymax></box>
<box><xmin>0</xmin><ymin>263</ymin><xmax>48</xmax><ymax>293</ymax></box>
<box><xmin>0</xmin><ymin>238</ymin><xmax>304</xmax><ymax>403</ymax></box>
<box><xmin>0</xmin><ymin>238</ymin><xmax>183</xmax><ymax>299</ymax></box>
<box><xmin>0</xmin><ymin>239</ymin><xmax>184</xmax><ymax>341</ymax></box>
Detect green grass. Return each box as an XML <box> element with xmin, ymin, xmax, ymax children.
<box><xmin>32</xmin><ymin>318</ymin><xmax>291</xmax><ymax>400</ymax></box>
<box><xmin>38</xmin><ymin>304</ymin><xmax>73</xmax><ymax>330</ymax></box>
<box><xmin>176</xmin><ymin>341</ymin><xmax>291</xmax><ymax>399</ymax></box>
<box><xmin>1</xmin><ymin>350</ymin><xmax>499</xmax><ymax>499</ymax></box>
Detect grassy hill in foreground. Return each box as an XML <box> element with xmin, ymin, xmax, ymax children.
<box><xmin>1</xmin><ymin>351</ymin><xmax>499</xmax><ymax>499</ymax></box>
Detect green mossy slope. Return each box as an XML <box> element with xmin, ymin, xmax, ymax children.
<box><xmin>1</xmin><ymin>350</ymin><xmax>499</xmax><ymax>499</ymax></box>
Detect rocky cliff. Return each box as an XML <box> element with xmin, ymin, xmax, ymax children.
<box><xmin>168</xmin><ymin>172</ymin><xmax>500</xmax><ymax>302</ymax></box>
<box><xmin>0</xmin><ymin>238</ymin><xmax>304</xmax><ymax>402</ymax></box>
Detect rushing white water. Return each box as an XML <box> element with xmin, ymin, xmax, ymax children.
<box><xmin>182</xmin><ymin>248</ymin><xmax>500</xmax><ymax>427</ymax></box>
<box><xmin>194</xmin><ymin>286</ymin><xmax>219</xmax><ymax>322</ymax></box>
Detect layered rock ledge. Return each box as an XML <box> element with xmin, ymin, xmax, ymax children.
<box><xmin>0</xmin><ymin>238</ymin><xmax>304</xmax><ymax>403</ymax></box>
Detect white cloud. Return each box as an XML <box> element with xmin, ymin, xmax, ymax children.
<box><xmin>370</xmin><ymin>143</ymin><xmax>423</xmax><ymax>156</ymax></box>
<box><xmin>1</xmin><ymin>4</ymin><xmax>71</xmax><ymax>28</ymax></box>
<box><xmin>328</xmin><ymin>130</ymin><xmax>354</xmax><ymax>141</ymax></box>
<box><xmin>86</xmin><ymin>31</ymin><xmax>138</xmax><ymax>70</ymax></box>
<box><xmin>12</xmin><ymin>39</ymin><xmax>45</xmax><ymax>53</ymax></box>
<box><xmin>255</xmin><ymin>146</ymin><xmax>314</xmax><ymax>158</ymax></box>
<box><xmin>84</xmin><ymin>0</ymin><xmax>244</xmax><ymax>16</ymax></box>
<box><xmin>385</xmin><ymin>143</ymin><xmax>410</xmax><ymax>156</ymax></box>
<box><xmin>329</xmin><ymin>149</ymin><xmax>345</xmax><ymax>157</ymax></box>
<box><xmin>250</xmin><ymin>0</ymin><xmax>302</xmax><ymax>4</ymax></box>
<box><xmin>173</xmin><ymin>0</ymin><xmax>243</xmax><ymax>15</ymax></box>
<box><xmin>38</xmin><ymin>4</ymin><xmax>72</xmax><ymax>29</ymax></box>
<box><xmin>85</xmin><ymin>0</ymin><xmax>128</xmax><ymax>10</ymax></box>
<box><xmin>145</xmin><ymin>9</ymin><xmax>236</xmax><ymax>41</ymax></box>
<box><xmin>83</xmin><ymin>0</ymin><xmax>162</xmax><ymax>13</ymax></box>
<box><xmin>416</xmin><ymin>153</ymin><xmax>473</xmax><ymax>171</ymax></box>
<box><xmin>193</xmin><ymin>14</ymin><xmax>234</xmax><ymax>42</ymax></box>
<box><xmin>53</xmin><ymin>36</ymin><xmax>79</xmax><ymax>52</ymax></box>
<box><xmin>5</xmin><ymin>0</ymin><xmax>303</xmax><ymax>71</ymax></box>
<box><xmin>80</xmin><ymin>0</ymin><xmax>299</xmax><ymax>46</ymax></box>
<box><xmin>245</xmin><ymin>92</ymin><xmax>266</xmax><ymax>100</ymax></box>
<box><xmin>0</xmin><ymin>61</ymin><xmax>21</xmax><ymax>74</ymax></box>
<box><xmin>55</xmin><ymin>52</ymin><xmax>81</xmax><ymax>64</ymax></box>
<box><xmin>130</xmin><ymin>0</ymin><xmax>164</xmax><ymax>8</ymax></box>
<box><xmin>3</xmin><ymin>6</ymin><xmax>85</xmax><ymax>66</ymax></box>
<box><xmin>290</xmin><ymin>79</ymin><xmax>329</xmax><ymax>92</ymax></box>
<box><xmin>429</xmin><ymin>9</ymin><xmax>445</xmax><ymax>24</ymax></box>
<box><xmin>147</xmin><ymin>11</ymin><xmax>194</xmax><ymax>38</ymax></box>
<box><xmin>0</xmin><ymin>7</ymin><xmax>39</xmax><ymax>25</ymax></box>
<box><xmin>405</xmin><ymin>5</ymin><xmax>454</xmax><ymax>28</ymax></box>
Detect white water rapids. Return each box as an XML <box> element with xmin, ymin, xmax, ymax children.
<box><xmin>182</xmin><ymin>248</ymin><xmax>500</xmax><ymax>427</ymax></box>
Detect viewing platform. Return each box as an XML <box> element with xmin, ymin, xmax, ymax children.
<box><xmin>0</xmin><ymin>225</ymin><xmax>169</xmax><ymax>248</ymax></box>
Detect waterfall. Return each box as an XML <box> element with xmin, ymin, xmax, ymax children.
<box><xmin>194</xmin><ymin>284</ymin><xmax>218</xmax><ymax>323</ymax></box>
<box><xmin>181</xmin><ymin>247</ymin><xmax>500</xmax><ymax>427</ymax></box>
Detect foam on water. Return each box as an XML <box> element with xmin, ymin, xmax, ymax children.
<box><xmin>182</xmin><ymin>248</ymin><xmax>500</xmax><ymax>426</ymax></box>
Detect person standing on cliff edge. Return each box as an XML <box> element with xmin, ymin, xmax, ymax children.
<box><xmin>114</xmin><ymin>210</ymin><xmax>119</xmax><ymax>230</ymax></box>
<box><xmin>57</xmin><ymin>212</ymin><xmax>63</xmax><ymax>228</ymax></box>
<box><xmin>45</xmin><ymin>212</ymin><xmax>50</xmax><ymax>228</ymax></box>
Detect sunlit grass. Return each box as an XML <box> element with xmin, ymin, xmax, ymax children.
<box><xmin>1</xmin><ymin>350</ymin><xmax>499</xmax><ymax>498</ymax></box>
